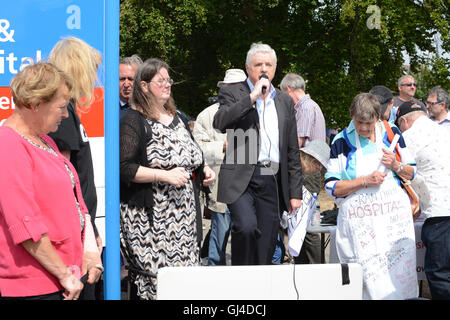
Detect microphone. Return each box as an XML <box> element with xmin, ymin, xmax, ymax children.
<box><xmin>259</xmin><ymin>74</ymin><xmax>268</xmax><ymax>95</ymax></box>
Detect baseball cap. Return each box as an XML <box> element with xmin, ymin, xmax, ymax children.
<box><xmin>395</xmin><ymin>101</ymin><xmax>427</xmax><ymax>127</ymax></box>
<box><xmin>369</xmin><ymin>85</ymin><xmax>393</xmax><ymax>116</ymax></box>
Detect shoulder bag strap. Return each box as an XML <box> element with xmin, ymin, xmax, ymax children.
<box><xmin>382</xmin><ymin>120</ymin><xmax>401</xmax><ymax>163</ymax></box>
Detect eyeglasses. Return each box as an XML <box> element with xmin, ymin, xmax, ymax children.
<box><xmin>150</xmin><ymin>78</ymin><xmax>174</xmax><ymax>87</ymax></box>
<box><xmin>401</xmin><ymin>82</ymin><xmax>416</xmax><ymax>87</ymax></box>
<box><xmin>426</xmin><ymin>100</ymin><xmax>443</xmax><ymax>106</ymax></box>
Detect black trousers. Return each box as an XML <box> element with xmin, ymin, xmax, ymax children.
<box><xmin>422</xmin><ymin>216</ymin><xmax>450</xmax><ymax>300</ymax></box>
<box><xmin>228</xmin><ymin>166</ymin><xmax>281</xmax><ymax>265</ymax></box>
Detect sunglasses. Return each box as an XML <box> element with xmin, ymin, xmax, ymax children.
<box><xmin>426</xmin><ymin>100</ymin><xmax>443</xmax><ymax>106</ymax></box>
<box><xmin>401</xmin><ymin>82</ymin><xmax>417</xmax><ymax>87</ymax></box>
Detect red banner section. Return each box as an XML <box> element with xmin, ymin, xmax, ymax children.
<box><xmin>0</xmin><ymin>86</ymin><xmax>104</xmax><ymax>138</ymax></box>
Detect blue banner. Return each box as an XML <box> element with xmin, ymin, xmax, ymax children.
<box><xmin>0</xmin><ymin>0</ymin><xmax>104</xmax><ymax>86</ymax></box>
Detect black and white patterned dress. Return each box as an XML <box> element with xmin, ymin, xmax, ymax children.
<box><xmin>120</xmin><ymin>115</ymin><xmax>203</xmax><ymax>300</ymax></box>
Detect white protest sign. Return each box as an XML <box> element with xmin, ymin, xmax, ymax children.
<box><xmin>285</xmin><ymin>186</ymin><xmax>316</xmax><ymax>257</ymax></box>
<box><xmin>336</xmin><ymin>181</ymin><xmax>418</xmax><ymax>299</ymax></box>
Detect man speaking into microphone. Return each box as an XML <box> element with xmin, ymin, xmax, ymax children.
<box><xmin>213</xmin><ymin>42</ymin><xmax>303</xmax><ymax>265</ymax></box>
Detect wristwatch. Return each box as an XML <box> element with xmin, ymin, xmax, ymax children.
<box><xmin>395</xmin><ymin>162</ymin><xmax>404</xmax><ymax>173</ymax></box>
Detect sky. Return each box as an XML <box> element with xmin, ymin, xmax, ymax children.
<box><xmin>402</xmin><ymin>32</ymin><xmax>448</xmax><ymax>65</ymax></box>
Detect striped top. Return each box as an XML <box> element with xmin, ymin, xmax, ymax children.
<box><xmin>294</xmin><ymin>94</ymin><xmax>326</xmax><ymax>145</ymax></box>
<box><xmin>324</xmin><ymin>120</ymin><xmax>416</xmax><ymax>201</ymax></box>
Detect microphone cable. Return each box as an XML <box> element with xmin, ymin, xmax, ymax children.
<box><xmin>261</xmin><ymin>90</ymin><xmax>300</xmax><ymax>300</ymax></box>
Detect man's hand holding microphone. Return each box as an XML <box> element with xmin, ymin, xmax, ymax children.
<box><xmin>250</xmin><ymin>74</ymin><xmax>270</xmax><ymax>103</ymax></box>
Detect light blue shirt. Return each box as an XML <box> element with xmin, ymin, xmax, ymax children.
<box><xmin>246</xmin><ymin>78</ymin><xmax>280</xmax><ymax>163</ymax></box>
<box><xmin>388</xmin><ymin>106</ymin><xmax>398</xmax><ymax>124</ymax></box>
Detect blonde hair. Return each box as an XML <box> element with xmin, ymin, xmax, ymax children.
<box><xmin>49</xmin><ymin>36</ymin><xmax>101</xmax><ymax>110</ymax></box>
<box><xmin>10</xmin><ymin>62</ymin><xmax>73</xmax><ymax>109</ymax></box>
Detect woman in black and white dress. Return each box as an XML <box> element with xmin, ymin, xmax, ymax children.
<box><xmin>119</xmin><ymin>58</ymin><xmax>214</xmax><ymax>300</ymax></box>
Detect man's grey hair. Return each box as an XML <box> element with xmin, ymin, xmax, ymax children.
<box><xmin>246</xmin><ymin>42</ymin><xmax>277</xmax><ymax>66</ymax></box>
<box><xmin>429</xmin><ymin>85</ymin><xmax>449</xmax><ymax>108</ymax></box>
<box><xmin>280</xmin><ymin>73</ymin><xmax>306</xmax><ymax>92</ymax></box>
<box><xmin>397</xmin><ymin>74</ymin><xmax>415</xmax><ymax>87</ymax></box>
<box><xmin>120</xmin><ymin>54</ymin><xmax>143</xmax><ymax>66</ymax></box>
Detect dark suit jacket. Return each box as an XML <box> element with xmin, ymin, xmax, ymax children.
<box><xmin>120</xmin><ymin>102</ymin><xmax>130</xmax><ymax>119</ymax></box>
<box><xmin>213</xmin><ymin>81</ymin><xmax>302</xmax><ymax>211</ymax></box>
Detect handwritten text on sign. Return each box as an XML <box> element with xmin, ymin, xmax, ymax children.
<box><xmin>338</xmin><ymin>183</ymin><xmax>417</xmax><ymax>299</ymax></box>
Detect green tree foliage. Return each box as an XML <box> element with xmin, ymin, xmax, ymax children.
<box><xmin>414</xmin><ymin>56</ymin><xmax>450</xmax><ymax>101</ymax></box>
<box><xmin>120</xmin><ymin>0</ymin><xmax>449</xmax><ymax>129</ymax></box>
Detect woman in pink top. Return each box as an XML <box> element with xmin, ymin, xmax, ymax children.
<box><xmin>0</xmin><ymin>62</ymin><xmax>101</xmax><ymax>300</ymax></box>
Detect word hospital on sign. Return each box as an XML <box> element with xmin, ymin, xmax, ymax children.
<box><xmin>0</xmin><ymin>50</ymin><xmax>43</xmax><ymax>75</ymax></box>
<box><xmin>345</xmin><ymin>200</ymin><xmax>402</xmax><ymax>219</ymax></box>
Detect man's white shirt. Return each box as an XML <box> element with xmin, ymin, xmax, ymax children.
<box><xmin>403</xmin><ymin>116</ymin><xmax>450</xmax><ymax>219</ymax></box>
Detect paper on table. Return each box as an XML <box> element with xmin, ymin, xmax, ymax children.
<box><xmin>286</xmin><ymin>186</ymin><xmax>316</xmax><ymax>257</ymax></box>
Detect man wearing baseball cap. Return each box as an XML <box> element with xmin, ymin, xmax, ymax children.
<box><xmin>193</xmin><ymin>69</ymin><xmax>247</xmax><ymax>266</ymax></box>
<box><xmin>394</xmin><ymin>101</ymin><xmax>428</xmax><ymax>128</ymax></box>
<box><xmin>396</xmin><ymin>100</ymin><xmax>450</xmax><ymax>300</ymax></box>
<box><xmin>369</xmin><ymin>85</ymin><xmax>394</xmax><ymax>121</ymax></box>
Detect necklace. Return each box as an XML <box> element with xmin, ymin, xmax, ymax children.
<box><xmin>18</xmin><ymin>131</ymin><xmax>50</xmax><ymax>150</ymax></box>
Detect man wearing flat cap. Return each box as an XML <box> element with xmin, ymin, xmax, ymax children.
<box><xmin>396</xmin><ymin>100</ymin><xmax>450</xmax><ymax>300</ymax></box>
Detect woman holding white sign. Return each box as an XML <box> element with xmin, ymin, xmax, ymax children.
<box><xmin>325</xmin><ymin>93</ymin><xmax>418</xmax><ymax>300</ymax></box>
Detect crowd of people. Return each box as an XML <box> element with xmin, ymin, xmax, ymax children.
<box><xmin>0</xmin><ymin>37</ymin><xmax>449</xmax><ymax>300</ymax></box>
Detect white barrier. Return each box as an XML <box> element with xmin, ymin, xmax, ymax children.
<box><xmin>157</xmin><ymin>263</ymin><xmax>363</xmax><ymax>300</ymax></box>
<box><xmin>90</xmin><ymin>137</ymin><xmax>106</xmax><ymax>246</ymax></box>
